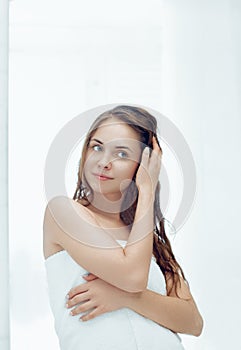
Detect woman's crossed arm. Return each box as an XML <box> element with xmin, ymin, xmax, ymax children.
<box><xmin>65</xmin><ymin>273</ymin><xmax>203</xmax><ymax>336</ymax></box>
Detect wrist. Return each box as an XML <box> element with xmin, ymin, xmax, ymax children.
<box><xmin>137</xmin><ymin>188</ymin><xmax>155</xmax><ymax>203</ymax></box>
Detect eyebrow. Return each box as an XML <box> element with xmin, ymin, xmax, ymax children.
<box><xmin>90</xmin><ymin>138</ymin><xmax>133</xmax><ymax>152</ymax></box>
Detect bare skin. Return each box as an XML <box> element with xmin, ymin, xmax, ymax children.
<box><xmin>65</xmin><ymin>271</ymin><xmax>203</xmax><ymax>336</ymax></box>
<box><xmin>43</xmin><ymin>122</ymin><xmax>161</xmax><ymax>292</ymax></box>
<box><xmin>63</xmin><ymin>134</ymin><xmax>203</xmax><ymax>336</ymax></box>
<box><xmin>44</xmin><ymin>121</ymin><xmax>203</xmax><ymax>336</ymax></box>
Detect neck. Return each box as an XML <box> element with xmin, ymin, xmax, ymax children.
<box><xmin>87</xmin><ymin>191</ymin><xmax>123</xmax><ymax>221</ymax></box>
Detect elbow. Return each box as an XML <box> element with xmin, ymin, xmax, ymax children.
<box><xmin>179</xmin><ymin>308</ymin><xmax>204</xmax><ymax>337</ymax></box>
<box><xmin>192</xmin><ymin>315</ymin><xmax>204</xmax><ymax>337</ymax></box>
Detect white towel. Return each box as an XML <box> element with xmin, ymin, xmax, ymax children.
<box><xmin>45</xmin><ymin>240</ymin><xmax>184</xmax><ymax>350</ymax></box>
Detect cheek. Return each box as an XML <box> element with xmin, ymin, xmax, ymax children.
<box><xmin>84</xmin><ymin>152</ymin><xmax>97</xmax><ymax>168</ymax></box>
<box><xmin>81</xmin><ymin>156</ymin><xmax>94</xmax><ymax>180</ymax></box>
<box><xmin>119</xmin><ymin>161</ymin><xmax>139</xmax><ymax>179</ymax></box>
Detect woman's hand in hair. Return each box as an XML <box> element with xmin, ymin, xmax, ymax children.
<box><xmin>135</xmin><ymin>136</ymin><xmax>162</xmax><ymax>195</ymax></box>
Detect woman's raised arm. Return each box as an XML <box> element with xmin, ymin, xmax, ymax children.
<box><xmin>43</xmin><ymin>139</ymin><xmax>161</xmax><ymax>292</ymax></box>
<box><xmin>43</xmin><ymin>190</ymin><xmax>154</xmax><ymax>293</ymax></box>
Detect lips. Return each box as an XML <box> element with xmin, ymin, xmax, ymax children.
<box><xmin>92</xmin><ymin>173</ymin><xmax>114</xmax><ymax>180</ymax></box>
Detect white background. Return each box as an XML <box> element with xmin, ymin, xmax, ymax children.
<box><xmin>9</xmin><ymin>0</ymin><xmax>241</xmax><ymax>349</ymax></box>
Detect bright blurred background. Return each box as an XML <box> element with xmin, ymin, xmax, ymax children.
<box><xmin>7</xmin><ymin>0</ymin><xmax>241</xmax><ymax>349</ymax></box>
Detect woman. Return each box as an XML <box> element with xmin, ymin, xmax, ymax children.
<box><xmin>43</xmin><ymin>105</ymin><xmax>203</xmax><ymax>350</ymax></box>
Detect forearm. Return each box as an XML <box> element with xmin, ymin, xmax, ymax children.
<box><xmin>125</xmin><ymin>289</ymin><xmax>203</xmax><ymax>336</ymax></box>
<box><xmin>122</xmin><ymin>191</ymin><xmax>155</xmax><ymax>290</ymax></box>
<box><xmin>125</xmin><ymin>191</ymin><xmax>154</xmax><ymax>255</ymax></box>
<box><xmin>46</xmin><ymin>194</ymin><xmax>154</xmax><ymax>293</ymax></box>
<box><xmin>126</xmin><ymin>191</ymin><xmax>154</xmax><ymax>245</ymax></box>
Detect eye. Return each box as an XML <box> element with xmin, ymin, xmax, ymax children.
<box><xmin>92</xmin><ymin>144</ymin><xmax>102</xmax><ymax>152</ymax></box>
<box><xmin>116</xmin><ymin>151</ymin><xmax>128</xmax><ymax>159</ymax></box>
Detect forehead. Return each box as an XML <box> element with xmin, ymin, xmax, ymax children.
<box><xmin>91</xmin><ymin>119</ymin><xmax>140</xmax><ymax>144</ymax></box>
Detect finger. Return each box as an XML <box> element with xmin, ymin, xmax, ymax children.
<box><xmin>152</xmin><ymin>136</ymin><xmax>162</xmax><ymax>153</ymax></box>
<box><xmin>140</xmin><ymin>146</ymin><xmax>150</xmax><ymax>168</ymax></box>
<box><xmin>67</xmin><ymin>284</ymin><xmax>89</xmax><ymax>300</ymax></box>
<box><xmin>66</xmin><ymin>292</ymin><xmax>90</xmax><ymax>308</ymax></box>
<box><xmin>80</xmin><ymin>306</ymin><xmax>105</xmax><ymax>322</ymax></box>
<box><xmin>150</xmin><ymin>137</ymin><xmax>162</xmax><ymax>165</ymax></box>
<box><xmin>152</xmin><ymin>136</ymin><xmax>162</xmax><ymax>155</ymax></box>
<box><xmin>82</xmin><ymin>274</ymin><xmax>98</xmax><ymax>281</ymax></box>
<box><xmin>70</xmin><ymin>300</ymin><xmax>94</xmax><ymax>316</ymax></box>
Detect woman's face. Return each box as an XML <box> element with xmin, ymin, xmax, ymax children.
<box><xmin>83</xmin><ymin>118</ymin><xmax>142</xmax><ymax>200</ymax></box>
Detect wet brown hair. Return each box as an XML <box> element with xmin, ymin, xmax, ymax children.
<box><xmin>73</xmin><ymin>105</ymin><xmax>187</xmax><ymax>296</ymax></box>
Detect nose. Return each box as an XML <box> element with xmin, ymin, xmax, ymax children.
<box><xmin>97</xmin><ymin>153</ymin><xmax>112</xmax><ymax>169</ymax></box>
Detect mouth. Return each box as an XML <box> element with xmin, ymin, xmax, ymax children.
<box><xmin>92</xmin><ymin>173</ymin><xmax>114</xmax><ymax>181</ymax></box>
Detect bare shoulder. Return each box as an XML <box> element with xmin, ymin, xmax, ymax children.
<box><xmin>46</xmin><ymin>195</ymin><xmax>82</xmax><ymax>212</ymax></box>
<box><xmin>45</xmin><ymin>195</ymin><xmax>92</xmax><ymax>221</ymax></box>
<box><xmin>43</xmin><ymin>196</ymin><xmax>93</xmax><ymax>259</ymax></box>
<box><xmin>43</xmin><ymin>196</ymin><xmax>66</xmax><ymax>259</ymax></box>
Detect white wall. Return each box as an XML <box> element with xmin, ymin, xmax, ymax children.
<box><xmin>160</xmin><ymin>2</ymin><xmax>241</xmax><ymax>348</ymax></box>
<box><xmin>8</xmin><ymin>1</ymin><xmax>241</xmax><ymax>349</ymax></box>
<box><xmin>0</xmin><ymin>0</ymin><xmax>10</xmax><ymax>348</ymax></box>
